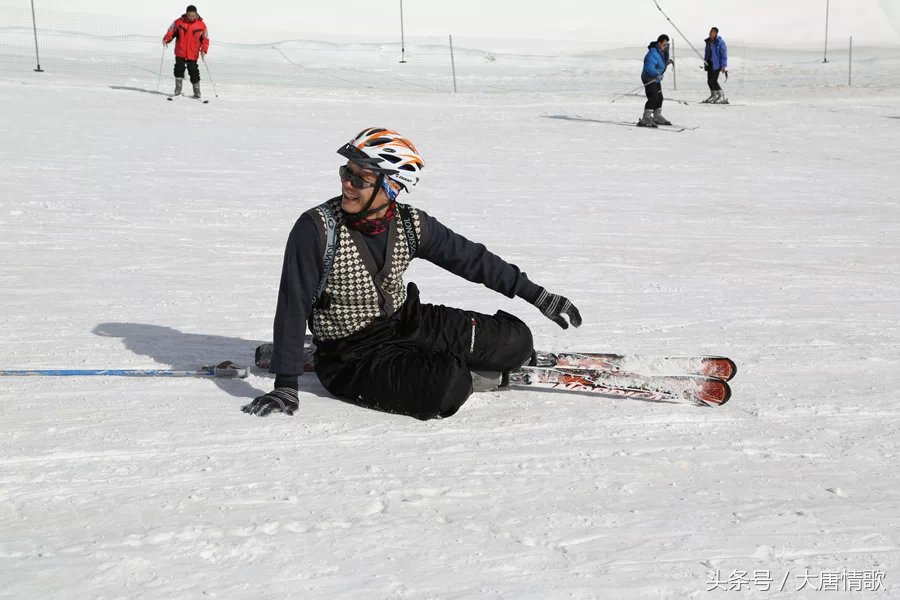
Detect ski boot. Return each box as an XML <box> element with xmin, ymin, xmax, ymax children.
<box><xmin>173</xmin><ymin>77</ymin><xmax>183</xmax><ymax>96</ymax></box>
<box><xmin>701</xmin><ymin>92</ymin><xmax>715</xmax><ymax>104</ymax></box>
<box><xmin>637</xmin><ymin>109</ymin><xmax>658</xmax><ymax>128</ymax></box>
<box><xmin>471</xmin><ymin>370</ymin><xmax>507</xmax><ymax>392</ymax></box>
<box><xmin>713</xmin><ymin>90</ymin><xmax>729</xmax><ymax>104</ymax></box>
<box><xmin>192</xmin><ymin>82</ymin><xmax>201</xmax><ymax>99</ymax></box>
<box><xmin>652</xmin><ymin>108</ymin><xmax>672</xmax><ymax>126</ymax></box>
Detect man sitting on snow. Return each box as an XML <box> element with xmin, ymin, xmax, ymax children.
<box><xmin>242</xmin><ymin>128</ymin><xmax>581</xmax><ymax>420</ymax></box>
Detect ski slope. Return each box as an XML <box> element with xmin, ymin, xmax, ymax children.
<box><xmin>2</xmin><ymin>44</ymin><xmax>899</xmax><ymax>599</ymax></box>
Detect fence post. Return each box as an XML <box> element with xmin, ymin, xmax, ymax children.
<box><xmin>30</xmin><ymin>0</ymin><xmax>44</xmax><ymax>72</ymax></box>
<box><xmin>449</xmin><ymin>34</ymin><xmax>457</xmax><ymax>93</ymax></box>
<box><xmin>848</xmin><ymin>35</ymin><xmax>852</xmax><ymax>86</ymax></box>
<box><xmin>399</xmin><ymin>0</ymin><xmax>407</xmax><ymax>63</ymax></box>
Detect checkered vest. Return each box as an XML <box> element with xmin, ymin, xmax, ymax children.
<box><xmin>308</xmin><ymin>198</ymin><xmax>422</xmax><ymax>341</ymax></box>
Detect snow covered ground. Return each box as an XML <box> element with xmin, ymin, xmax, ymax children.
<box><xmin>2</xmin><ymin>32</ymin><xmax>900</xmax><ymax>600</ymax></box>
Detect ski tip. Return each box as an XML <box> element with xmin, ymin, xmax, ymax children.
<box><xmin>717</xmin><ymin>382</ymin><xmax>732</xmax><ymax>405</ymax></box>
<box><xmin>699</xmin><ymin>379</ymin><xmax>731</xmax><ymax>406</ymax></box>
<box><xmin>724</xmin><ymin>358</ymin><xmax>737</xmax><ymax>380</ymax></box>
<box><xmin>166</xmin><ymin>97</ymin><xmax>173</xmax><ymax>101</ymax></box>
<box><xmin>702</xmin><ymin>357</ymin><xmax>738</xmax><ymax>381</ymax></box>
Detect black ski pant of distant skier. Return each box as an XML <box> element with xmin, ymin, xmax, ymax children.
<box><xmin>707</xmin><ymin>68</ymin><xmax>722</xmax><ymax>92</ymax></box>
<box><xmin>174</xmin><ymin>57</ymin><xmax>200</xmax><ymax>84</ymax></box>
<box><xmin>314</xmin><ymin>283</ymin><xmax>534</xmax><ymax>421</ymax></box>
<box><xmin>642</xmin><ymin>74</ymin><xmax>663</xmax><ymax>110</ymax></box>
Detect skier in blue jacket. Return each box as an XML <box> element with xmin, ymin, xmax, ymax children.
<box><xmin>638</xmin><ymin>34</ymin><xmax>674</xmax><ymax>128</ymax></box>
<box><xmin>703</xmin><ymin>27</ymin><xmax>729</xmax><ymax>104</ymax></box>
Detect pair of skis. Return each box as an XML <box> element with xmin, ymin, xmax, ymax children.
<box><xmin>254</xmin><ymin>341</ymin><xmax>736</xmax><ymax>407</ymax></box>
<box><xmin>634</xmin><ymin>121</ymin><xmax>698</xmax><ymax>132</ymax></box>
<box><xmin>166</xmin><ymin>95</ymin><xmax>209</xmax><ymax>104</ymax></box>
<box><xmin>1</xmin><ymin>343</ymin><xmax>735</xmax><ymax>408</ymax></box>
<box><xmin>545</xmin><ymin>115</ymin><xmax>697</xmax><ymax>133</ymax></box>
<box><xmin>510</xmin><ymin>352</ymin><xmax>734</xmax><ymax>407</ymax></box>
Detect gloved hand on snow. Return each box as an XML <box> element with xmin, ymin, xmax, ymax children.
<box><xmin>241</xmin><ymin>388</ymin><xmax>299</xmax><ymax>417</ymax></box>
<box><xmin>532</xmin><ymin>288</ymin><xmax>582</xmax><ymax>330</ymax></box>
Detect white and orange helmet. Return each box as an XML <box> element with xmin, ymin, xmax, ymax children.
<box><xmin>337</xmin><ymin>127</ymin><xmax>425</xmax><ymax>191</ymax></box>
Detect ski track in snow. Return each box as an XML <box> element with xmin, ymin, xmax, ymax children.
<box><xmin>2</xmin><ymin>60</ymin><xmax>900</xmax><ymax>599</ymax></box>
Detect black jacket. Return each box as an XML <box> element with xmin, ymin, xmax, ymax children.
<box><xmin>269</xmin><ymin>202</ymin><xmax>542</xmax><ymax>376</ymax></box>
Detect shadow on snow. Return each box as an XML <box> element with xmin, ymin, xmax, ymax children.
<box><xmin>91</xmin><ymin>322</ymin><xmax>328</xmax><ymax>400</ymax></box>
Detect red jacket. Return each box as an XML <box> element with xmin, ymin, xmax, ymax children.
<box><xmin>163</xmin><ymin>14</ymin><xmax>209</xmax><ymax>61</ymax></box>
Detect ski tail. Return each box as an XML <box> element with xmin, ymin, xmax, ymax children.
<box><xmin>256</xmin><ymin>343</ymin><xmax>274</xmax><ymax>370</ymax></box>
<box><xmin>255</xmin><ymin>342</ymin><xmax>315</xmax><ymax>372</ymax></box>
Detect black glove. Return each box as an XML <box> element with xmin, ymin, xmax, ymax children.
<box><xmin>241</xmin><ymin>388</ymin><xmax>299</xmax><ymax>417</ymax></box>
<box><xmin>533</xmin><ymin>289</ymin><xmax>582</xmax><ymax>330</ymax></box>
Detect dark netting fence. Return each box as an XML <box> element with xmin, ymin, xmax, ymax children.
<box><xmin>2</xmin><ymin>6</ymin><xmax>895</xmax><ymax>94</ymax></box>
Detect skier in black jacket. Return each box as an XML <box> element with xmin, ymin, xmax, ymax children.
<box><xmin>242</xmin><ymin>128</ymin><xmax>581</xmax><ymax>420</ymax></box>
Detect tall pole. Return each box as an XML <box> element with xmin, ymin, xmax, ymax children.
<box><xmin>30</xmin><ymin>0</ymin><xmax>44</xmax><ymax>72</ymax></box>
<box><xmin>823</xmin><ymin>0</ymin><xmax>830</xmax><ymax>63</ymax></box>
<box><xmin>848</xmin><ymin>35</ymin><xmax>853</xmax><ymax>86</ymax></box>
<box><xmin>399</xmin><ymin>0</ymin><xmax>407</xmax><ymax>63</ymax></box>
<box><xmin>449</xmin><ymin>35</ymin><xmax>457</xmax><ymax>93</ymax></box>
<box><xmin>671</xmin><ymin>38</ymin><xmax>677</xmax><ymax>91</ymax></box>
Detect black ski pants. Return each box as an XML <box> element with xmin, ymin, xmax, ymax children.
<box><xmin>707</xmin><ymin>68</ymin><xmax>722</xmax><ymax>92</ymax></box>
<box><xmin>174</xmin><ymin>56</ymin><xmax>200</xmax><ymax>83</ymax></box>
<box><xmin>642</xmin><ymin>74</ymin><xmax>663</xmax><ymax>110</ymax></box>
<box><xmin>314</xmin><ymin>283</ymin><xmax>534</xmax><ymax>420</ymax></box>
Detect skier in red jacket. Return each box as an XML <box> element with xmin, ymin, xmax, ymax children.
<box><xmin>162</xmin><ymin>5</ymin><xmax>209</xmax><ymax>99</ymax></box>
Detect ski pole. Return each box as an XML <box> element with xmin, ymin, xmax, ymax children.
<box><xmin>201</xmin><ymin>54</ymin><xmax>218</xmax><ymax>97</ymax></box>
<box><xmin>157</xmin><ymin>44</ymin><xmax>166</xmax><ymax>93</ymax></box>
<box><xmin>650</xmin><ymin>0</ymin><xmax>707</xmax><ymax>65</ymax></box>
<box><xmin>610</xmin><ymin>79</ymin><xmax>659</xmax><ymax>103</ymax></box>
<box><xmin>0</xmin><ymin>361</ymin><xmax>248</xmax><ymax>379</ymax></box>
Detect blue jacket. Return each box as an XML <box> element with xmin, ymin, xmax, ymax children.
<box><xmin>641</xmin><ymin>42</ymin><xmax>669</xmax><ymax>80</ymax></box>
<box><xmin>704</xmin><ymin>36</ymin><xmax>728</xmax><ymax>71</ymax></box>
